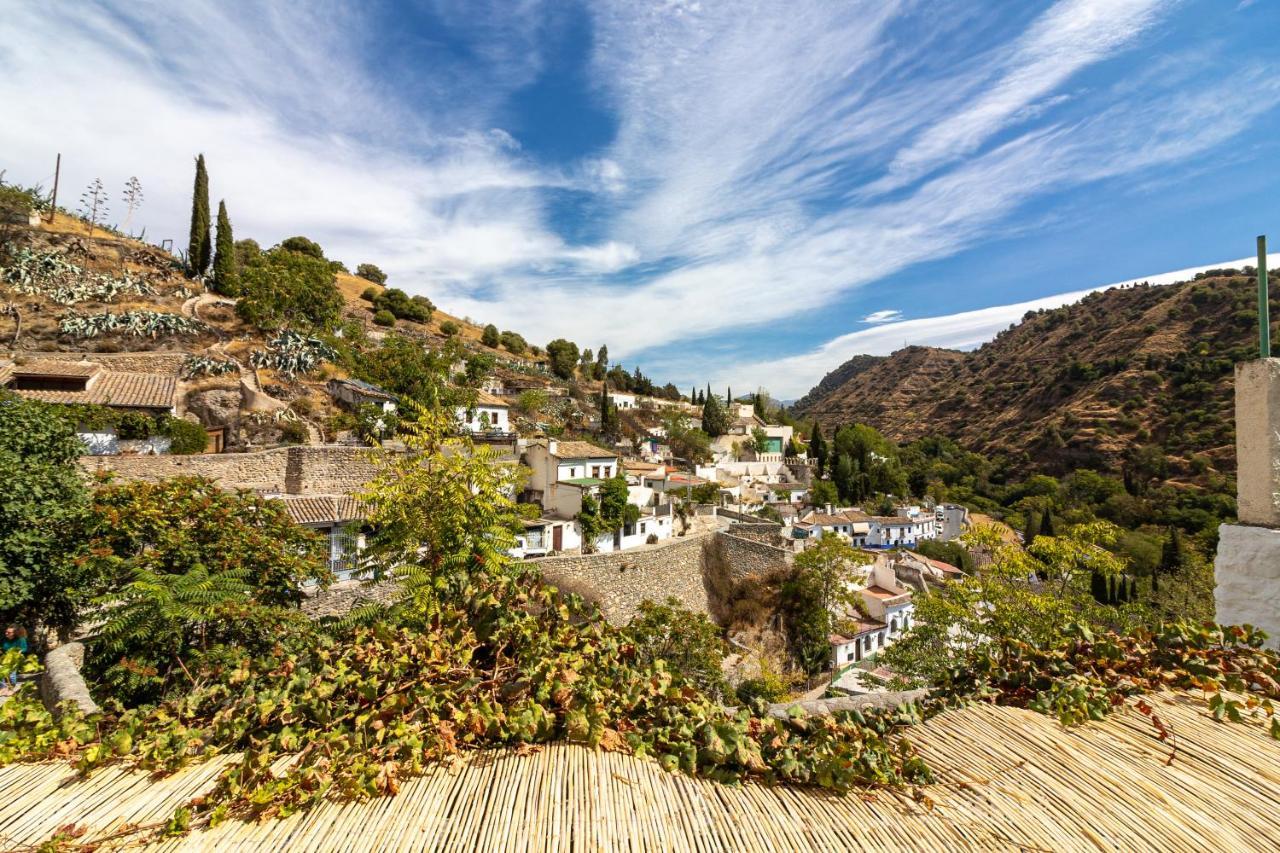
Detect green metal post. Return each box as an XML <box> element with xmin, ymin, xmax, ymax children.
<box><xmin>1260</xmin><ymin>235</ymin><xmax>1271</xmax><ymax>359</ymax></box>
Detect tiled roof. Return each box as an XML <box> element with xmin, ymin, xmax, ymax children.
<box><xmin>920</xmin><ymin>555</ymin><xmax>962</xmax><ymax>574</ymax></box>
<box><xmin>475</xmin><ymin>390</ymin><xmax>510</xmax><ymax>407</ymax></box>
<box><xmin>862</xmin><ymin>584</ymin><xmax>909</xmax><ymax>600</ymax></box>
<box><xmin>873</xmin><ymin>515</ymin><xmax>917</xmax><ymax>525</ymax></box>
<box><xmin>9</xmin><ymin>359</ymin><xmax>100</xmax><ymax>377</ymax></box>
<box><xmin>551</xmin><ymin>440</ymin><xmax>617</xmax><ymax>460</ymax></box>
<box><xmin>280</xmin><ymin>495</ymin><xmax>366</xmax><ymax>526</ymax></box>
<box><xmin>1</xmin><ymin>364</ymin><xmax>176</xmax><ymax>410</ymax></box>
<box><xmin>329</xmin><ymin>377</ymin><xmax>395</xmax><ymax>400</ymax></box>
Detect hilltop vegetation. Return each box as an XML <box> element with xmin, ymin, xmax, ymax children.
<box><xmin>798</xmin><ymin>272</ymin><xmax>1277</xmax><ymax>478</ymax></box>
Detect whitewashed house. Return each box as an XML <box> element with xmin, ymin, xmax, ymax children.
<box><xmin>830</xmin><ymin>561</ymin><xmax>916</xmax><ymax>668</ymax></box>
<box><xmin>327</xmin><ymin>378</ymin><xmax>397</xmax><ymax>414</ymax></box>
<box><xmin>608</xmin><ymin>391</ymin><xmax>637</xmax><ymax>410</ymax></box>
<box><xmin>278</xmin><ymin>494</ymin><xmax>367</xmax><ymax>581</ymax></box>
<box><xmin>522</xmin><ymin>439</ymin><xmax>620</xmax><ymax>521</ymax></box>
<box><xmin>456</xmin><ymin>391</ymin><xmax>511</xmax><ymax>434</ymax></box>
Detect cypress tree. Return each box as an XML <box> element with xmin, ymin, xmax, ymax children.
<box><xmin>1023</xmin><ymin>510</ymin><xmax>1039</xmax><ymax>547</ymax></box>
<box><xmin>1039</xmin><ymin>508</ymin><xmax>1056</xmax><ymax>538</ymax></box>
<box><xmin>211</xmin><ymin>200</ymin><xmax>239</xmax><ymax>295</ymax></box>
<box><xmin>1090</xmin><ymin>571</ymin><xmax>1104</xmax><ymax>604</ymax></box>
<box><xmin>1154</xmin><ymin>526</ymin><xmax>1183</xmax><ymax>594</ymax></box>
<box><xmin>187</xmin><ymin>153</ymin><xmax>211</xmax><ymax>277</ymax></box>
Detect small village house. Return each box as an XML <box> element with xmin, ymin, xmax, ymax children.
<box><xmin>326</xmin><ymin>377</ymin><xmax>397</xmax><ymax>414</ymax></box>
<box><xmin>456</xmin><ymin>390</ymin><xmax>511</xmax><ymax>434</ymax></box>
<box><xmin>0</xmin><ymin>358</ymin><xmax>178</xmax><ymax>455</ymax></box>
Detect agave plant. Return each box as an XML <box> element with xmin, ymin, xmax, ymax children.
<box><xmin>182</xmin><ymin>354</ymin><xmax>240</xmax><ymax>378</ymax></box>
<box><xmin>60</xmin><ymin>310</ymin><xmax>206</xmax><ymax>338</ymax></box>
<box><xmin>249</xmin><ymin>330</ymin><xmax>338</xmax><ymax>377</ymax></box>
<box><xmin>0</xmin><ymin>246</ymin><xmax>156</xmax><ymax>304</ymax></box>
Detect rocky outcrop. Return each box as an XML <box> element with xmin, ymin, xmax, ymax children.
<box><xmin>39</xmin><ymin>642</ymin><xmax>100</xmax><ymax>717</ymax></box>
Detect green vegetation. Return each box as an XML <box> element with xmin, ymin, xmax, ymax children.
<box><xmin>625</xmin><ymin>597</ymin><xmax>729</xmax><ymax>701</ymax></box>
<box><xmin>499</xmin><ymin>330</ymin><xmax>527</xmax><ymax>354</ymax></box>
<box><xmin>0</xmin><ymin>394</ymin><xmax>92</xmax><ymax>637</ymax></box>
<box><xmin>701</xmin><ymin>387</ymin><xmax>728</xmax><ymax>437</ymax></box>
<box><xmin>369</xmin><ymin>287</ymin><xmax>433</xmax><ymax>324</ymax></box>
<box><xmin>373</xmin><ymin>308</ymin><xmax>396</xmax><ymax>327</ymax></box>
<box><xmin>210</xmin><ymin>200</ymin><xmax>239</xmax><ymax>296</ymax></box>
<box><xmin>186</xmin><ymin>154</ymin><xmax>211</xmax><ymax>276</ymax></box>
<box><xmin>84</xmin><ymin>477</ymin><xmax>329</xmax><ymax>704</ymax></box>
<box><xmin>545</xmin><ymin>338</ymin><xmax>579</xmax><ymax>379</ymax></box>
<box><xmin>236</xmin><ymin>246</ymin><xmax>343</xmax><ymax>331</ymax></box>
<box><xmin>279</xmin><ymin>235</ymin><xmax>325</xmax><ymax>259</ymax></box>
<box><xmin>439</xmin><ymin>319</ymin><xmax>459</xmax><ymax>337</ymax></box>
<box><xmin>481</xmin><ymin>324</ymin><xmax>500</xmax><ymax>348</ymax></box>
<box><xmin>355</xmin><ymin>263</ymin><xmax>386</xmax><ymax>284</ymax></box>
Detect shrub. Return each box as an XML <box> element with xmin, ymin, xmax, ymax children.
<box><xmin>116</xmin><ymin>411</ymin><xmax>156</xmax><ymax>440</ymax></box>
<box><xmin>236</xmin><ymin>248</ymin><xmax>343</xmax><ymax>331</ymax></box>
<box><xmin>328</xmin><ymin>260</ymin><xmax>349</xmax><ymax>274</ymax></box>
<box><xmin>735</xmin><ymin>673</ymin><xmax>789</xmax><ymax>707</ymax></box>
<box><xmin>355</xmin><ymin>263</ymin><xmax>387</xmax><ymax>285</ymax></box>
<box><xmin>370</xmin><ymin>288</ymin><xmax>432</xmax><ymax>324</ymax></box>
<box><xmin>373</xmin><ymin>309</ymin><xmax>396</xmax><ymax>327</ymax></box>
<box><xmin>360</xmin><ymin>286</ymin><xmax>379</xmax><ymax>302</ymax></box>
<box><xmin>162</xmin><ymin>417</ymin><xmax>209</xmax><ymax>455</ymax></box>
<box><xmin>279</xmin><ymin>419</ymin><xmax>308</xmax><ymax>444</ymax></box>
<box><xmin>279</xmin><ymin>235</ymin><xmax>325</xmax><ymax>259</ymax></box>
<box><xmin>500</xmin><ymin>330</ymin><xmax>528</xmax><ymax>354</ymax></box>
<box><xmin>481</xmin><ymin>324</ymin><xmax>500</xmax><ymax>348</ymax></box>
<box><xmin>439</xmin><ymin>320</ymin><xmax>460</xmax><ymax>337</ymax></box>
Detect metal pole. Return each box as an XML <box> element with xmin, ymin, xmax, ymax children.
<box><xmin>1260</xmin><ymin>235</ymin><xmax>1271</xmax><ymax>359</ymax></box>
<box><xmin>48</xmin><ymin>153</ymin><xmax>60</xmax><ymax>223</ymax></box>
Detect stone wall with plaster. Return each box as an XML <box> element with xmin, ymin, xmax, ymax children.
<box><xmin>1215</xmin><ymin>358</ymin><xmax>1280</xmax><ymax>649</ymax></box>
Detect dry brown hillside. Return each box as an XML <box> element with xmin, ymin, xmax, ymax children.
<box><xmin>796</xmin><ymin>270</ymin><xmax>1278</xmax><ymax>476</ymax></box>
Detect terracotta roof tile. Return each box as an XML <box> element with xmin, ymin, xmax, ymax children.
<box><xmin>280</xmin><ymin>495</ymin><xmax>367</xmax><ymax>526</ymax></box>
<box><xmin>551</xmin><ymin>440</ymin><xmax>617</xmax><ymax>460</ymax></box>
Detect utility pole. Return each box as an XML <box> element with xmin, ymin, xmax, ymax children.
<box><xmin>1259</xmin><ymin>235</ymin><xmax>1271</xmax><ymax>359</ymax></box>
<box><xmin>48</xmin><ymin>153</ymin><xmax>61</xmax><ymax>223</ymax></box>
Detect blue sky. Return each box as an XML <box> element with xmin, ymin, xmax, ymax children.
<box><xmin>2</xmin><ymin>1</ymin><xmax>1279</xmax><ymax>398</ymax></box>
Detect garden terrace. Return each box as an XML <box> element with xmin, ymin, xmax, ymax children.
<box><xmin>0</xmin><ymin>692</ymin><xmax>1275</xmax><ymax>850</ymax></box>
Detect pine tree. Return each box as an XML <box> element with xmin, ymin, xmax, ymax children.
<box><xmin>809</xmin><ymin>422</ymin><xmax>827</xmax><ymax>478</ymax></box>
<box><xmin>187</xmin><ymin>154</ymin><xmax>212</xmax><ymax>277</ymax></box>
<box><xmin>211</xmin><ymin>200</ymin><xmax>239</xmax><ymax>296</ymax></box>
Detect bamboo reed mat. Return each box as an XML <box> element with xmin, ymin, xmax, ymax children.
<box><xmin>1</xmin><ymin>692</ymin><xmax>1276</xmax><ymax>851</ymax></box>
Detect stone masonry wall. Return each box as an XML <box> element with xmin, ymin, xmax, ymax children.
<box><xmin>714</xmin><ymin>531</ymin><xmax>794</xmax><ymax>580</ymax></box>
<box><xmin>81</xmin><ymin>445</ymin><xmax>385</xmax><ymax>494</ymax></box>
<box><xmin>529</xmin><ymin>533</ymin><xmax>713</xmax><ymax>624</ymax></box>
<box><xmin>301</xmin><ymin>580</ymin><xmax>400</xmax><ymax>619</ymax></box>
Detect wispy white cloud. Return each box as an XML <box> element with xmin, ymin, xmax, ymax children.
<box><xmin>866</xmin><ymin>0</ymin><xmax>1170</xmax><ymax>195</ymax></box>
<box><xmin>862</xmin><ymin>310</ymin><xmax>903</xmax><ymax>324</ymax></box>
<box><xmin>1</xmin><ymin>0</ymin><xmax>1275</xmax><ymax>399</ymax></box>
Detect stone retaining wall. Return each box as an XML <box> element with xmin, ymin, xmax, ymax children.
<box><xmin>713</xmin><ymin>530</ymin><xmax>794</xmax><ymax>580</ymax></box>
<box><xmin>81</xmin><ymin>445</ymin><xmax>385</xmax><ymax>494</ymax></box>
<box><xmin>529</xmin><ymin>533</ymin><xmax>713</xmax><ymax>624</ymax></box>
<box><xmin>301</xmin><ymin>579</ymin><xmax>400</xmax><ymax>619</ymax></box>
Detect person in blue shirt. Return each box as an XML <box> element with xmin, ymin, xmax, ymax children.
<box><xmin>3</xmin><ymin>625</ymin><xmax>28</xmax><ymax>689</ymax></box>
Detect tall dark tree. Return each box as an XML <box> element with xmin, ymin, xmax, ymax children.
<box><xmin>809</xmin><ymin>422</ymin><xmax>827</xmax><ymax>478</ymax></box>
<box><xmin>186</xmin><ymin>154</ymin><xmax>212</xmax><ymax>277</ymax></box>
<box><xmin>211</xmin><ymin>200</ymin><xmax>239</xmax><ymax>296</ymax></box>
<box><xmin>1154</xmin><ymin>526</ymin><xmax>1184</xmax><ymax>594</ymax></box>
<box><xmin>1023</xmin><ymin>509</ymin><xmax>1039</xmax><ymax>548</ymax></box>
<box><xmin>1039</xmin><ymin>508</ymin><xmax>1056</xmax><ymax>538</ymax></box>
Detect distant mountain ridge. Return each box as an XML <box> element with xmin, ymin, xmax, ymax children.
<box><xmin>794</xmin><ymin>267</ymin><xmax>1277</xmax><ymax>476</ymax></box>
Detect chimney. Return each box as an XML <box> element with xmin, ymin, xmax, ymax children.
<box><xmin>548</xmin><ymin>439</ymin><xmax>558</xmax><ymax>456</ymax></box>
<box><xmin>1215</xmin><ymin>357</ymin><xmax>1280</xmax><ymax>649</ymax></box>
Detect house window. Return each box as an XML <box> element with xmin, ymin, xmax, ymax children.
<box><xmin>640</xmin><ymin>523</ymin><xmax>647</xmax><ymax>534</ymax></box>
<box><xmin>591</xmin><ymin>465</ymin><xmax>600</xmax><ymax>478</ymax></box>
